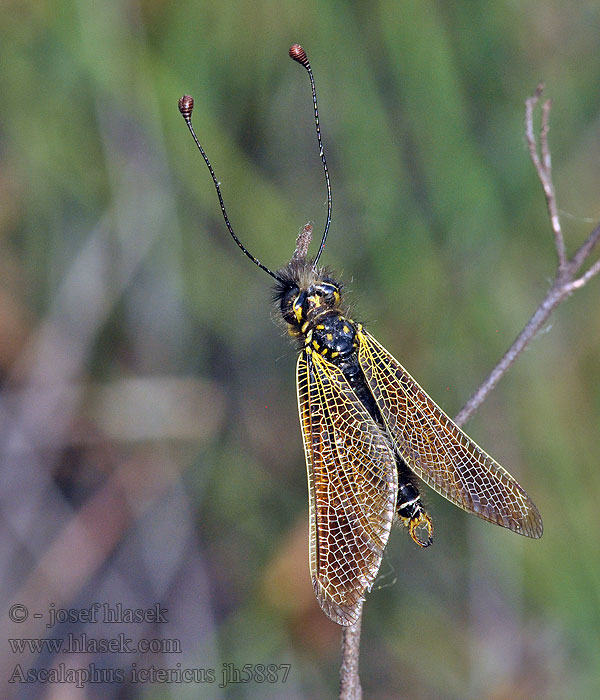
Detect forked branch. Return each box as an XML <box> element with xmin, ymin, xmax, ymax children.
<box><xmin>455</xmin><ymin>84</ymin><xmax>600</xmax><ymax>425</ymax></box>
<box><xmin>339</xmin><ymin>86</ymin><xmax>600</xmax><ymax>700</ymax></box>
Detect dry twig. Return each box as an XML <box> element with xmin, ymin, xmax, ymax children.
<box><xmin>339</xmin><ymin>86</ymin><xmax>600</xmax><ymax>700</ymax></box>
<box><xmin>455</xmin><ymin>84</ymin><xmax>600</xmax><ymax>425</ymax></box>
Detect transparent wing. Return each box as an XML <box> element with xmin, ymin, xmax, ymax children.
<box><xmin>297</xmin><ymin>350</ymin><xmax>398</xmax><ymax>626</ymax></box>
<box><xmin>358</xmin><ymin>329</ymin><xmax>542</xmax><ymax>538</ymax></box>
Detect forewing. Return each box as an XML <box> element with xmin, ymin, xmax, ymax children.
<box><xmin>358</xmin><ymin>330</ymin><xmax>542</xmax><ymax>538</ymax></box>
<box><xmin>297</xmin><ymin>350</ymin><xmax>398</xmax><ymax>626</ymax></box>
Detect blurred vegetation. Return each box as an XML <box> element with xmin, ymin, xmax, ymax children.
<box><xmin>1</xmin><ymin>0</ymin><xmax>599</xmax><ymax>698</ymax></box>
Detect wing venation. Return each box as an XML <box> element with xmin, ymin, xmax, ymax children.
<box><xmin>297</xmin><ymin>350</ymin><xmax>398</xmax><ymax>625</ymax></box>
<box><xmin>357</xmin><ymin>330</ymin><xmax>542</xmax><ymax>539</ymax></box>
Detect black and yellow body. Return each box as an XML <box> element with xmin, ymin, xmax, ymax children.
<box><xmin>275</xmin><ymin>258</ymin><xmax>542</xmax><ymax>626</ymax></box>
<box><xmin>276</xmin><ymin>258</ymin><xmax>433</xmax><ymax>547</ymax></box>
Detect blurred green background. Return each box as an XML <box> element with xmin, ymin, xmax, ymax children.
<box><xmin>1</xmin><ymin>0</ymin><xmax>599</xmax><ymax>698</ymax></box>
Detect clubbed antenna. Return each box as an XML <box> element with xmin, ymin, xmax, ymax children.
<box><xmin>178</xmin><ymin>95</ymin><xmax>282</xmax><ymax>282</ymax></box>
<box><xmin>289</xmin><ymin>44</ymin><xmax>332</xmax><ymax>267</ymax></box>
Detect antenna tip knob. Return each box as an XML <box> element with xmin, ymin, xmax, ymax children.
<box><xmin>289</xmin><ymin>44</ymin><xmax>310</xmax><ymax>69</ymax></box>
<box><xmin>178</xmin><ymin>95</ymin><xmax>194</xmax><ymax>120</ymax></box>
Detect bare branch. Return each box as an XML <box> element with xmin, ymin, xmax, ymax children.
<box><xmin>569</xmin><ymin>255</ymin><xmax>600</xmax><ymax>291</ymax></box>
<box><xmin>339</xmin><ymin>86</ymin><xmax>600</xmax><ymax>699</ymax></box>
<box><xmin>568</xmin><ymin>221</ymin><xmax>600</xmax><ymax>275</ymax></box>
<box><xmin>525</xmin><ymin>85</ymin><xmax>566</xmax><ymax>270</ymax></box>
<box><xmin>524</xmin><ymin>84</ymin><xmax>544</xmax><ymax>170</ymax></box>
<box><xmin>456</xmin><ymin>92</ymin><xmax>600</xmax><ymax>423</ymax></box>
<box><xmin>339</xmin><ymin>610</ymin><xmax>363</xmax><ymax>700</ymax></box>
<box><xmin>540</xmin><ymin>100</ymin><xmax>553</xmax><ymax>175</ymax></box>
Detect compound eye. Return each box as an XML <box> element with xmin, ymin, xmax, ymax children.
<box><xmin>280</xmin><ymin>285</ymin><xmax>300</xmax><ymax>324</ymax></box>
<box><xmin>317</xmin><ymin>282</ymin><xmax>340</xmax><ymax>304</ymax></box>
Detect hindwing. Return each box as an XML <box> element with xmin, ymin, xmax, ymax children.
<box><xmin>296</xmin><ymin>349</ymin><xmax>397</xmax><ymax>625</ymax></box>
<box><xmin>357</xmin><ymin>329</ymin><xmax>543</xmax><ymax>539</ymax></box>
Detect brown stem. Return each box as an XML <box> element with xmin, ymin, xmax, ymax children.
<box><xmin>339</xmin><ymin>607</ymin><xmax>363</xmax><ymax>700</ymax></box>
<box><xmin>456</xmin><ymin>89</ymin><xmax>600</xmax><ymax>425</ymax></box>
<box><xmin>569</xmin><ymin>221</ymin><xmax>600</xmax><ymax>276</ymax></box>
<box><xmin>525</xmin><ymin>86</ymin><xmax>566</xmax><ymax>271</ymax></box>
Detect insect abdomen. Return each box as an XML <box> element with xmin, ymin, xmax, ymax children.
<box><xmin>308</xmin><ymin>312</ymin><xmax>434</xmax><ymax>547</ymax></box>
<box><xmin>396</xmin><ymin>461</ymin><xmax>433</xmax><ymax>547</ymax></box>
